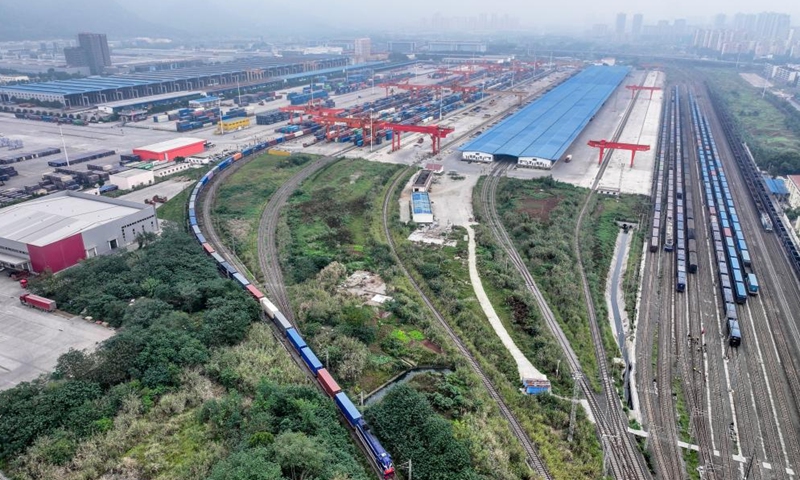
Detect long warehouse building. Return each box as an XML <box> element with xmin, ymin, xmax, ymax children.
<box><xmin>0</xmin><ymin>57</ymin><xmax>385</xmax><ymax>108</ymax></box>
<box><xmin>460</xmin><ymin>65</ymin><xmax>630</xmax><ymax>169</ymax></box>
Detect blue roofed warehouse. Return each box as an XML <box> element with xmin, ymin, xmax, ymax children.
<box><xmin>460</xmin><ymin>65</ymin><xmax>630</xmax><ymax>169</ymax></box>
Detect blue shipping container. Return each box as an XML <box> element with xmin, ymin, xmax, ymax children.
<box><xmin>334</xmin><ymin>392</ymin><xmax>362</xmax><ymax>426</ymax></box>
<box><xmin>299</xmin><ymin>347</ymin><xmax>323</xmax><ymax>374</ymax></box>
<box><xmin>286</xmin><ymin>328</ymin><xmax>307</xmax><ymax>351</ymax></box>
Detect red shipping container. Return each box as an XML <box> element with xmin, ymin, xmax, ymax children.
<box><xmin>245</xmin><ymin>284</ymin><xmax>265</xmax><ymax>299</ymax></box>
<box><xmin>202</xmin><ymin>243</ymin><xmax>215</xmax><ymax>254</ymax></box>
<box><xmin>317</xmin><ymin>368</ymin><xmax>341</xmax><ymax>397</ymax></box>
<box><xmin>19</xmin><ymin>294</ymin><xmax>57</xmax><ymax>312</ymax></box>
<box><xmin>723</xmin><ymin>227</ymin><xmax>732</xmax><ymax>238</ymax></box>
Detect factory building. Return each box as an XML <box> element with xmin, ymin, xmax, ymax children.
<box><xmin>132</xmin><ymin>137</ymin><xmax>206</xmax><ymax>161</ymax></box>
<box><xmin>786</xmin><ymin>175</ymin><xmax>800</xmax><ymax>209</ymax></box>
<box><xmin>108</xmin><ymin>169</ymin><xmax>154</xmax><ymax>191</ymax></box>
<box><xmin>0</xmin><ymin>191</ymin><xmax>159</xmax><ymax>273</ymax></box>
<box><xmin>411</xmin><ymin>192</ymin><xmax>434</xmax><ymax>223</ymax></box>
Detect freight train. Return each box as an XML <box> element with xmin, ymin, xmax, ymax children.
<box><xmin>186</xmin><ymin>143</ymin><xmax>395</xmax><ymax>479</ymax></box>
<box><xmin>689</xmin><ymin>91</ymin><xmax>757</xmax><ymax>347</ymax></box>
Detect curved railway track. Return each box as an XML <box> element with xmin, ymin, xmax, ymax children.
<box><xmin>256</xmin><ymin>149</ymin><xmax>355</xmax><ymax>320</ymax></box>
<box><xmin>378</xmin><ymin>166</ymin><xmax>552</xmax><ymax>479</ymax></box>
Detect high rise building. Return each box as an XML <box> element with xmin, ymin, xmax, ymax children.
<box><xmin>354</xmin><ymin>38</ymin><xmax>371</xmax><ymax>63</ymax></box>
<box><xmin>616</xmin><ymin>13</ymin><xmax>627</xmax><ymax>35</ymax></box>
<box><xmin>632</xmin><ymin>14</ymin><xmax>643</xmax><ymax>36</ymax></box>
<box><xmin>77</xmin><ymin>33</ymin><xmax>111</xmax><ymax>75</ymax></box>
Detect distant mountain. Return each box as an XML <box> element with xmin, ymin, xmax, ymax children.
<box><xmin>0</xmin><ymin>0</ymin><xmax>170</xmax><ymax>41</ymax></box>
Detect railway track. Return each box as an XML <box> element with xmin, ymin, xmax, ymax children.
<box><xmin>379</xmin><ymin>166</ymin><xmax>552</xmax><ymax>480</ymax></box>
<box><xmin>256</xmin><ymin>149</ymin><xmax>354</xmax><ymax>320</ymax></box>
<box><xmin>680</xmin><ymin>86</ymin><xmax>738</xmax><ymax>480</ymax></box>
<box><xmin>697</xmin><ymin>84</ymin><xmax>800</xmax><ymax>478</ymax></box>
<box><xmin>472</xmin><ymin>71</ymin><xmax>654</xmax><ymax>479</ymax></box>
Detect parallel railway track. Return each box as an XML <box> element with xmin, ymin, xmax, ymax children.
<box><xmin>380</xmin><ymin>165</ymin><xmax>552</xmax><ymax>479</ymax></box>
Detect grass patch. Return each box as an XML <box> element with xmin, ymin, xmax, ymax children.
<box><xmin>211</xmin><ymin>152</ymin><xmax>315</xmax><ymax>281</ymax></box>
<box><xmin>698</xmin><ymin>67</ymin><xmax>800</xmax><ymax>175</ymax></box>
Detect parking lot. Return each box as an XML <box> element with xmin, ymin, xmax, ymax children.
<box><xmin>0</xmin><ymin>273</ymin><xmax>114</xmax><ymax>391</ymax></box>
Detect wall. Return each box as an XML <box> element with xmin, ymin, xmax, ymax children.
<box><xmin>27</xmin><ymin>233</ymin><xmax>86</xmax><ymax>273</ymax></box>
<box><xmin>80</xmin><ymin>205</ymin><xmax>159</xmax><ymax>256</ymax></box>
<box><xmin>109</xmin><ymin>170</ymin><xmax>154</xmax><ymax>190</ymax></box>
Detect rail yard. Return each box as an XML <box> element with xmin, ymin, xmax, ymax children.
<box><xmin>5</xmin><ymin>54</ymin><xmax>800</xmax><ymax>480</ymax></box>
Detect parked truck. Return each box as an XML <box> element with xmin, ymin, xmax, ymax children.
<box><xmin>19</xmin><ymin>293</ymin><xmax>57</xmax><ymax>312</ymax></box>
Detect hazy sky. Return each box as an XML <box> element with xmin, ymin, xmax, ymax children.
<box><xmin>124</xmin><ymin>0</ymin><xmax>800</xmax><ymax>33</ymax></box>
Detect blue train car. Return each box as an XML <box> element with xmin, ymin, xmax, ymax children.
<box><xmin>728</xmin><ymin>320</ymin><xmax>741</xmax><ymax>347</ymax></box>
<box><xmin>676</xmin><ymin>272</ymin><xmax>686</xmax><ymax>292</ymax></box>
<box><xmin>334</xmin><ymin>392</ymin><xmax>362</xmax><ymax>426</ymax></box>
<box><xmin>299</xmin><ymin>346</ymin><xmax>323</xmax><ymax>375</ymax></box>
<box><xmin>286</xmin><ymin>327</ymin><xmax>307</xmax><ymax>351</ymax></box>
<box><xmin>219</xmin><ymin>262</ymin><xmax>237</xmax><ymax>277</ymax></box>
<box><xmin>734</xmin><ymin>281</ymin><xmax>747</xmax><ymax>304</ymax></box>
<box><xmin>211</xmin><ymin>252</ymin><xmax>225</xmax><ymax>264</ymax></box>
<box><xmin>196</xmin><ymin>233</ymin><xmax>206</xmax><ymax>244</ymax></box>
<box><xmin>747</xmin><ymin>273</ymin><xmax>759</xmax><ymax>295</ymax></box>
<box><xmin>232</xmin><ymin>272</ymin><xmax>250</xmax><ymax>288</ymax></box>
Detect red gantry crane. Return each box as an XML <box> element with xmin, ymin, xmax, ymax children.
<box><xmin>587</xmin><ymin>139</ymin><xmax>651</xmax><ymax>167</ymax></box>
<box><xmin>625</xmin><ymin>85</ymin><xmax>663</xmax><ymax>100</ymax></box>
<box><xmin>380</xmin><ymin>123</ymin><xmax>455</xmax><ymax>155</ymax></box>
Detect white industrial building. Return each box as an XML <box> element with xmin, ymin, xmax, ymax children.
<box><xmin>109</xmin><ymin>169</ymin><xmax>154</xmax><ymax>190</ymax></box>
<box><xmin>0</xmin><ymin>191</ymin><xmax>159</xmax><ymax>273</ymax></box>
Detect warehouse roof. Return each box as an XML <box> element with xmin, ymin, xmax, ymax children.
<box><xmin>460</xmin><ymin>65</ymin><xmax>630</xmax><ymax>161</ymax></box>
<box><xmin>111</xmin><ymin>169</ymin><xmax>153</xmax><ymax>178</ymax></box>
<box><xmin>134</xmin><ymin>137</ymin><xmax>205</xmax><ymax>153</ymax></box>
<box><xmin>764</xmin><ymin>176</ymin><xmax>789</xmax><ymax>195</ymax></box>
<box><xmin>411</xmin><ymin>192</ymin><xmax>432</xmax><ymax>215</ymax></box>
<box><xmin>0</xmin><ymin>191</ymin><xmax>148</xmax><ymax>246</ymax></box>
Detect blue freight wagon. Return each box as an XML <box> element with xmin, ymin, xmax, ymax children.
<box><xmin>286</xmin><ymin>328</ymin><xmax>307</xmax><ymax>351</ymax></box>
<box><xmin>334</xmin><ymin>392</ymin><xmax>362</xmax><ymax>426</ymax></box>
<box><xmin>747</xmin><ymin>273</ymin><xmax>759</xmax><ymax>295</ymax></box>
<box><xmin>299</xmin><ymin>347</ymin><xmax>323</xmax><ymax>375</ymax></box>
<box><xmin>740</xmin><ymin>249</ymin><xmax>751</xmax><ymax>267</ymax></box>
<box><xmin>734</xmin><ymin>282</ymin><xmax>747</xmax><ymax>304</ymax></box>
<box><xmin>232</xmin><ymin>273</ymin><xmax>250</xmax><ymax>288</ymax></box>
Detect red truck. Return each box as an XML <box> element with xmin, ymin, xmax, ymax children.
<box><xmin>19</xmin><ymin>293</ymin><xmax>57</xmax><ymax>312</ymax></box>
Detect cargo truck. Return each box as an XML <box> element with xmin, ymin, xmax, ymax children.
<box><xmin>19</xmin><ymin>293</ymin><xmax>57</xmax><ymax>312</ymax></box>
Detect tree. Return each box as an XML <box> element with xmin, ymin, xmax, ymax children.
<box><xmin>53</xmin><ymin>349</ymin><xmax>96</xmax><ymax>381</ymax></box>
<box><xmin>272</xmin><ymin>431</ymin><xmax>327</xmax><ymax>479</ymax></box>
<box><xmin>364</xmin><ymin>385</ymin><xmax>475</xmax><ymax>480</ymax></box>
<box><xmin>136</xmin><ymin>231</ymin><xmax>158</xmax><ymax>249</ymax></box>
<box><xmin>208</xmin><ymin>448</ymin><xmax>283</xmax><ymax>480</ymax></box>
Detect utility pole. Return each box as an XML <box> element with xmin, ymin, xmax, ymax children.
<box><xmin>59</xmin><ymin>123</ymin><xmax>70</xmax><ymax>167</ymax></box>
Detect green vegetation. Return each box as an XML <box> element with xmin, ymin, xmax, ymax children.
<box><xmin>382</xmin><ymin>179</ymin><xmax>604</xmax><ymax>478</ymax></box>
<box><xmin>365</xmin><ymin>385</ymin><xmax>479</xmax><ymax>480</ymax></box>
<box><xmin>487</xmin><ymin>177</ymin><xmax>647</xmax><ymax>391</ymax></box>
<box><xmin>283</xmin><ymin>159</ymin><xmax>403</xmax><ymax>284</ymax></box>
<box><xmin>280</xmin><ymin>159</ymin><xmax>438</xmax><ymax>393</ymax></box>
<box><xmin>0</xmin><ymin>228</ymin><xmax>371</xmax><ymax>479</ymax></box>
<box><xmin>212</xmin><ymin>152</ymin><xmax>314</xmax><ymax>281</ymax></box>
<box><xmin>701</xmin><ymin>68</ymin><xmax>800</xmax><ymax>175</ymax></box>
<box><xmin>278</xmin><ymin>160</ymin><xmax>532</xmax><ymax>478</ymax></box>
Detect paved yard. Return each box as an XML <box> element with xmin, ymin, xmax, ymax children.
<box><xmin>0</xmin><ymin>273</ymin><xmax>114</xmax><ymax>391</ymax></box>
